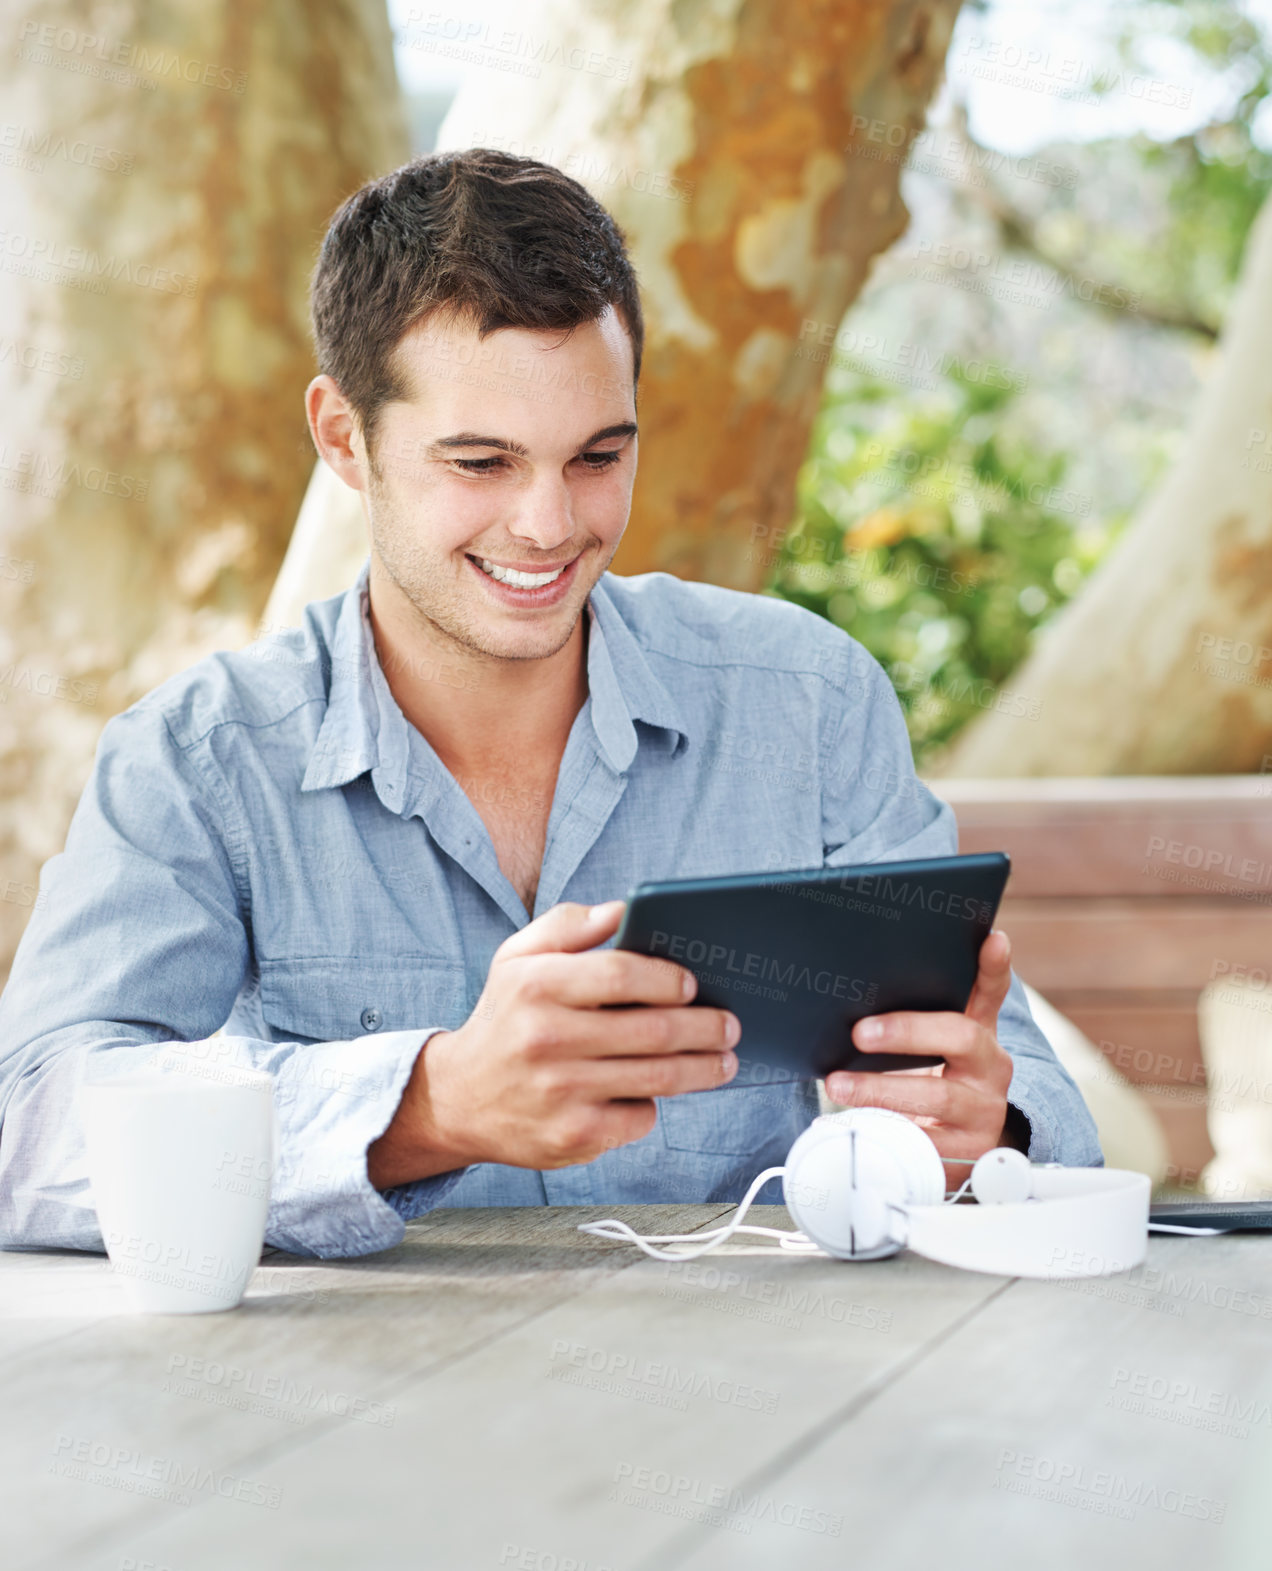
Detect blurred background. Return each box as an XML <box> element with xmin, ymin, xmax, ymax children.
<box><xmin>4</xmin><ymin>0</ymin><xmax>1272</xmax><ymax>1197</ymax></box>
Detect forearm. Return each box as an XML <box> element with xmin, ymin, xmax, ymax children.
<box><xmin>0</xmin><ymin>701</ymin><xmax>481</xmax><ymax>1258</ymax></box>
<box><xmin>365</xmin><ymin>1030</ymin><xmax>476</xmax><ymax>1189</ymax></box>
<box><xmin>0</xmin><ymin>1025</ymin><xmax>470</xmax><ymax>1259</ymax></box>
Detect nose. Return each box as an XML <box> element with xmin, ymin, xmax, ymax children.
<box><xmin>507</xmin><ymin>471</ymin><xmax>574</xmax><ymax>553</ymax></box>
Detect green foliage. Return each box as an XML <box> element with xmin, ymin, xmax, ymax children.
<box><xmin>1101</xmin><ymin>1</ymin><xmax>1272</xmax><ymax>329</ymax></box>
<box><xmin>764</xmin><ymin>0</ymin><xmax>1272</xmax><ymax>765</ymax></box>
<box><xmin>763</xmin><ymin>370</ymin><xmax>1122</xmax><ymax>767</ymax></box>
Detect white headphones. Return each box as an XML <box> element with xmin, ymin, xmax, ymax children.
<box><xmin>580</xmin><ymin>1108</ymin><xmax>1152</xmax><ymax>1280</ymax></box>
<box><xmin>781</xmin><ymin>1109</ymin><xmax>1150</xmax><ymax>1278</ymax></box>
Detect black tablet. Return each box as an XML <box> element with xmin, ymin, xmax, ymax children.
<box><xmin>614</xmin><ymin>852</ymin><xmax>1010</xmax><ymax>1079</ymax></box>
<box><xmin>1148</xmin><ymin>1200</ymin><xmax>1272</xmax><ymax>1232</ymax></box>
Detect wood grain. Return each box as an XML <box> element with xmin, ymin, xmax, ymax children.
<box><xmin>6</xmin><ymin>1208</ymin><xmax>1266</xmax><ymax>1571</ymax></box>
<box><xmin>665</xmin><ymin>1233</ymin><xmax>1272</xmax><ymax>1571</ymax></box>
<box><xmin>6</xmin><ymin>1203</ymin><xmax>735</xmax><ymax>1568</ymax></box>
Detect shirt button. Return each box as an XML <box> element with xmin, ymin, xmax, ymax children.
<box><xmin>360</xmin><ymin>1007</ymin><xmax>383</xmax><ymax>1032</ymax></box>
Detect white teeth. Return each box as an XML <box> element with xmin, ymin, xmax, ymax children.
<box><xmin>477</xmin><ymin>557</ymin><xmax>566</xmax><ymax>589</ymax></box>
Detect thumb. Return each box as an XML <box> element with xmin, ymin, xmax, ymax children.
<box><xmin>965</xmin><ymin>928</ymin><xmax>1012</xmax><ymax>1033</ymax></box>
<box><xmin>495</xmin><ymin>899</ymin><xmax>626</xmax><ymax>960</ymax></box>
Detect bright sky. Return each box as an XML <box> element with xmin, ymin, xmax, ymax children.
<box><xmin>944</xmin><ymin>0</ymin><xmax>1271</xmax><ymax>151</ymax></box>
<box><xmin>389</xmin><ymin>0</ymin><xmax>1272</xmax><ymax>155</ymax></box>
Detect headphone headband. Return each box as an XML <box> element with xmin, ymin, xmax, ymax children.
<box><xmin>784</xmin><ymin>1111</ymin><xmax>1150</xmax><ymax>1279</ymax></box>
<box><xmin>905</xmin><ymin>1168</ymin><xmax>1150</xmax><ymax>1279</ymax></box>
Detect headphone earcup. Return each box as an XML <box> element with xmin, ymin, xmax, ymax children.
<box><xmin>784</xmin><ymin>1109</ymin><xmax>946</xmax><ymax>1260</ymax></box>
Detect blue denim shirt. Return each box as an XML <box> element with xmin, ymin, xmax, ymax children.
<box><xmin>0</xmin><ymin>562</ymin><xmax>1100</xmax><ymax>1258</ymax></box>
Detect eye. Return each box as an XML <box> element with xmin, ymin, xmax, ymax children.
<box><xmin>577</xmin><ymin>450</ymin><xmax>622</xmax><ymax>469</ymax></box>
<box><xmin>451</xmin><ymin>456</ymin><xmax>507</xmax><ymax>474</ymax></box>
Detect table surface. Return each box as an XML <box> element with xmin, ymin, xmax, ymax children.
<box><xmin>4</xmin><ymin>1205</ymin><xmax>1270</xmax><ymax>1571</ymax></box>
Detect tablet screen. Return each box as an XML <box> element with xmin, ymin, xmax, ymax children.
<box><xmin>614</xmin><ymin>852</ymin><xmax>1010</xmax><ymax>1079</ymax></box>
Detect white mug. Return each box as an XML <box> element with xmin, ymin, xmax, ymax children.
<box><xmin>80</xmin><ymin>1059</ymin><xmax>275</xmax><ymax>1314</ymax></box>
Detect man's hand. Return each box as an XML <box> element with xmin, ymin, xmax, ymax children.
<box><xmin>822</xmin><ymin>929</ymin><xmax>1020</xmax><ymax>1183</ymax></box>
<box><xmin>366</xmin><ymin>900</ymin><xmax>740</xmax><ymax>1189</ymax></box>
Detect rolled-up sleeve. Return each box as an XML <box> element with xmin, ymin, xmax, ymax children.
<box><xmin>0</xmin><ymin>703</ymin><xmax>468</xmax><ymax>1259</ymax></box>
<box><xmin>819</xmin><ymin>652</ymin><xmax>1103</xmax><ymax>1168</ymax></box>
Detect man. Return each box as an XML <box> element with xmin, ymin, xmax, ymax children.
<box><xmin>0</xmin><ymin>149</ymin><xmax>1100</xmax><ymax>1259</ymax></box>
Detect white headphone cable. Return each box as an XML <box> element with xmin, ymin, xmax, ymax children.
<box><xmin>577</xmin><ymin>1155</ymin><xmax>981</xmax><ymax>1261</ymax></box>
<box><xmin>578</xmin><ymin>1167</ymin><xmax>801</xmax><ymax>1260</ymax></box>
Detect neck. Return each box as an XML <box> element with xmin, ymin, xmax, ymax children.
<box><xmin>366</xmin><ymin>561</ymin><xmax>590</xmax><ymax>777</ymax></box>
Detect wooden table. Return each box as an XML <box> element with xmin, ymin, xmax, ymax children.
<box><xmin>5</xmin><ymin>1206</ymin><xmax>1270</xmax><ymax>1571</ymax></box>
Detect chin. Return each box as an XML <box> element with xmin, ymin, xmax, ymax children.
<box><xmin>474</xmin><ymin>618</ymin><xmax>581</xmax><ymax>662</ymax></box>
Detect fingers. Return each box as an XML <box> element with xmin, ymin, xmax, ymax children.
<box><xmin>563</xmin><ymin>1002</ymin><xmax>741</xmax><ymax>1059</ymax></box>
<box><xmin>966</xmin><ymin>928</ymin><xmax>1012</xmax><ymax>1033</ymax></box>
<box><xmin>849</xmin><ymin>929</ymin><xmax>1012</xmax><ymax>1067</ymax></box>
<box><xmin>539</xmin><ymin>1098</ymin><xmax>662</xmax><ymax>1169</ymax></box>
<box><xmin>852</xmin><ymin>1010</ymin><xmax>982</xmax><ymax>1063</ymax></box>
<box><xmin>582</xmin><ymin>1046</ymin><xmax>739</xmax><ymax>1101</ymax></box>
<box><xmin>823</xmin><ymin>1069</ymin><xmax>975</xmax><ymax>1125</ymax></box>
<box><xmin>594</xmin><ymin>1099</ymin><xmax>661</xmax><ymax>1153</ymax></box>
<box><xmin>531</xmin><ymin>1041</ymin><xmax>742</xmax><ymax>1169</ymax></box>
<box><xmin>482</xmin><ymin>905</ymin><xmax>740</xmax><ymax>1064</ymax></box>
<box><xmin>521</xmin><ymin>946</ymin><xmax>697</xmax><ymax>1010</ymax></box>
<box><xmin>496</xmin><ymin>900</ymin><xmax>627</xmax><ymax>961</ymax></box>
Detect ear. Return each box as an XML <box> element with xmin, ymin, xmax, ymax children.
<box><xmin>306</xmin><ymin>375</ymin><xmax>367</xmax><ymax>492</ymax></box>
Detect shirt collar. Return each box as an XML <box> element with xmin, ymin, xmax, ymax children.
<box><xmin>301</xmin><ymin>562</ymin><xmax>690</xmax><ymax>802</ymax></box>
<box><xmin>585</xmin><ymin>573</ymin><xmax>689</xmax><ymax>772</ymax></box>
<box><xmin>300</xmin><ymin>562</ymin><xmax>387</xmax><ymax>796</ymax></box>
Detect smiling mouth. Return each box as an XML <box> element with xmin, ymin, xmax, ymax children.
<box><xmin>468</xmin><ymin>555</ymin><xmax>575</xmax><ymax>589</ymax></box>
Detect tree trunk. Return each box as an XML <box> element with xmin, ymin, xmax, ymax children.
<box><xmin>933</xmin><ymin>190</ymin><xmax>1272</xmax><ymax>778</ymax></box>
<box><xmin>262</xmin><ymin>0</ymin><xmax>963</xmax><ymax>627</ymax></box>
<box><xmin>0</xmin><ymin>0</ymin><xmax>406</xmax><ymax>980</ymax></box>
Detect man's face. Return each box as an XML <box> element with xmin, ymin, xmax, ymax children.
<box><xmin>361</xmin><ymin>305</ymin><xmax>637</xmax><ymax>663</ymax></box>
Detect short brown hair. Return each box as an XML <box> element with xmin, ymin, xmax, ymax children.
<box><xmin>310</xmin><ymin>148</ymin><xmax>643</xmax><ymax>448</ymax></box>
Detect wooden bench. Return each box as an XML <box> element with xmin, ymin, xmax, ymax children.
<box><xmin>927</xmin><ymin>776</ymin><xmax>1272</xmax><ymax>1184</ymax></box>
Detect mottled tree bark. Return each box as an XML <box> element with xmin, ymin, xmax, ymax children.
<box><xmin>935</xmin><ymin>191</ymin><xmax>1272</xmax><ymax>777</ymax></box>
<box><xmin>263</xmin><ymin>0</ymin><xmax>963</xmax><ymax>627</ymax></box>
<box><xmin>0</xmin><ymin>0</ymin><xmax>407</xmax><ymax>979</ymax></box>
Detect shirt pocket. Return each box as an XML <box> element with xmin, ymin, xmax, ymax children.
<box><xmin>257</xmin><ymin>956</ymin><xmax>470</xmax><ymax>1045</ymax></box>
<box><xmin>658</xmin><ymin>1070</ymin><xmax>813</xmax><ymax>1156</ymax></box>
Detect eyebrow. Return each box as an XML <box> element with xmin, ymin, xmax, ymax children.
<box><xmin>426</xmin><ymin>422</ymin><xmax>638</xmax><ymax>460</ymax></box>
